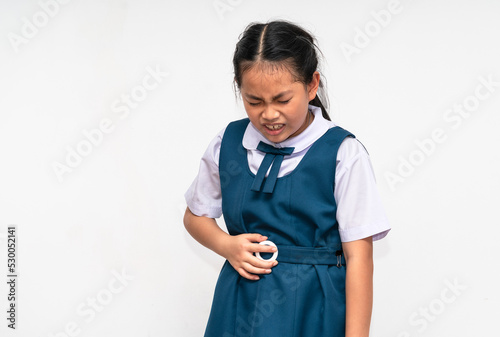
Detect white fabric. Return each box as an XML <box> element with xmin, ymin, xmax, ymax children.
<box><xmin>184</xmin><ymin>105</ymin><xmax>391</xmax><ymax>242</ymax></box>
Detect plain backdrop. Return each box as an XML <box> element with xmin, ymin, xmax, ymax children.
<box><xmin>0</xmin><ymin>0</ymin><xmax>499</xmax><ymax>336</ymax></box>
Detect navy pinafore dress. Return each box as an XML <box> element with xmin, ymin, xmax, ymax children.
<box><xmin>205</xmin><ymin>118</ymin><xmax>355</xmax><ymax>337</ymax></box>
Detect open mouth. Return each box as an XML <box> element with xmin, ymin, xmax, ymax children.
<box><xmin>265</xmin><ymin>124</ymin><xmax>284</xmax><ymax>131</ymax></box>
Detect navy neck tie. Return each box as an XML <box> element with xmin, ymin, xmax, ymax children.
<box><xmin>251</xmin><ymin>141</ymin><xmax>295</xmax><ymax>194</ymax></box>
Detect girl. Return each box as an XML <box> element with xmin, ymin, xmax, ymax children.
<box><xmin>184</xmin><ymin>20</ymin><xmax>391</xmax><ymax>337</ymax></box>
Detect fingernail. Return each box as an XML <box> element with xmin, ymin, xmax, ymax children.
<box><xmin>271</xmin><ymin>247</ymin><xmax>277</xmax><ymax>252</ymax></box>
<box><xmin>266</xmin><ymin>269</ymin><xmax>272</xmax><ymax>273</ymax></box>
<box><xmin>273</xmin><ymin>261</ymin><xmax>278</xmax><ymax>266</ymax></box>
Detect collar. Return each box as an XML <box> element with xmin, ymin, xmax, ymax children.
<box><xmin>242</xmin><ymin>104</ymin><xmax>334</xmax><ymax>153</ymax></box>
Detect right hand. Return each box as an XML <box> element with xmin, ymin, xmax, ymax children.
<box><xmin>220</xmin><ymin>233</ymin><xmax>279</xmax><ymax>281</ymax></box>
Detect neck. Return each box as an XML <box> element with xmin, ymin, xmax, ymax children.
<box><xmin>307</xmin><ymin>109</ymin><xmax>314</xmax><ymax>126</ymax></box>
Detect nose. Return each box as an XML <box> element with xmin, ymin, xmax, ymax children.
<box><xmin>262</xmin><ymin>105</ymin><xmax>279</xmax><ymax>121</ymax></box>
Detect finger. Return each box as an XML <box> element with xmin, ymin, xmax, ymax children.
<box><xmin>236</xmin><ymin>251</ymin><xmax>276</xmax><ymax>269</ymax></box>
<box><xmin>254</xmin><ymin>235</ymin><xmax>270</xmax><ymax>243</ymax></box>
<box><xmin>252</xmin><ymin>243</ymin><xmax>278</xmax><ymax>253</ymax></box>
<box><xmin>243</xmin><ymin>233</ymin><xmax>268</xmax><ymax>242</ymax></box>
<box><xmin>248</xmin><ymin>256</ymin><xmax>279</xmax><ymax>269</ymax></box>
<box><xmin>242</xmin><ymin>262</ymin><xmax>273</xmax><ymax>275</ymax></box>
<box><xmin>237</xmin><ymin>267</ymin><xmax>260</xmax><ymax>281</ymax></box>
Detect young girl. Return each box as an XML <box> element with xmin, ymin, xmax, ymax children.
<box><xmin>184</xmin><ymin>20</ymin><xmax>391</xmax><ymax>337</ymax></box>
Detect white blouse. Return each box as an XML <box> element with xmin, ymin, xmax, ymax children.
<box><xmin>184</xmin><ymin>105</ymin><xmax>391</xmax><ymax>242</ymax></box>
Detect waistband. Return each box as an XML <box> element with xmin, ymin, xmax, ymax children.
<box><xmin>275</xmin><ymin>245</ymin><xmax>346</xmax><ymax>266</ymax></box>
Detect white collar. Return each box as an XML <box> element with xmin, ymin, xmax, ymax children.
<box><xmin>242</xmin><ymin>105</ymin><xmax>334</xmax><ymax>153</ymax></box>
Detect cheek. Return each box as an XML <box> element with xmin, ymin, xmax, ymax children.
<box><xmin>287</xmin><ymin>102</ymin><xmax>307</xmax><ymax>124</ymax></box>
<box><xmin>245</xmin><ymin>107</ymin><xmax>261</xmax><ymax>124</ymax></box>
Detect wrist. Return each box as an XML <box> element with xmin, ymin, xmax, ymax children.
<box><xmin>213</xmin><ymin>232</ymin><xmax>232</xmax><ymax>259</ymax></box>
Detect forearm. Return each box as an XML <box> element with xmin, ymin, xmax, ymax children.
<box><xmin>183</xmin><ymin>207</ymin><xmax>230</xmax><ymax>257</ymax></box>
<box><xmin>344</xmin><ymin>238</ymin><xmax>374</xmax><ymax>337</ymax></box>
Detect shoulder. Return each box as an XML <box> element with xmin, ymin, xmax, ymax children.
<box><xmin>222</xmin><ymin>118</ymin><xmax>250</xmax><ymax>145</ymax></box>
<box><xmin>227</xmin><ymin>117</ymin><xmax>250</xmax><ymax>128</ymax></box>
<box><xmin>205</xmin><ymin>118</ymin><xmax>250</xmax><ymax>166</ymax></box>
<box><xmin>324</xmin><ymin>124</ymin><xmax>371</xmax><ymax>175</ymax></box>
<box><xmin>201</xmin><ymin>126</ymin><xmax>226</xmax><ymax>168</ymax></box>
<box><xmin>338</xmin><ymin>136</ymin><xmax>369</xmax><ymax>161</ymax></box>
<box><xmin>337</xmin><ymin>139</ymin><xmax>376</xmax><ymax>183</ymax></box>
<box><xmin>324</xmin><ymin>123</ymin><xmax>368</xmax><ymax>160</ymax></box>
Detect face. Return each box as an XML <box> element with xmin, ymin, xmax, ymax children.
<box><xmin>239</xmin><ymin>64</ymin><xmax>320</xmax><ymax>143</ymax></box>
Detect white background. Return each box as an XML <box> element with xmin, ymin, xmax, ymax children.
<box><xmin>0</xmin><ymin>0</ymin><xmax>499</xmax><ymax>336</ymax></box>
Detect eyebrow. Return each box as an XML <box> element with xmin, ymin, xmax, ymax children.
<box><xmin>244</xmin><ymin>90</ymin><xmax>293</xmax><ymax>101</ymax></box>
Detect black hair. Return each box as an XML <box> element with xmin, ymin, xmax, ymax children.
<box><xmin>232</xmin><ymin>20</ymin><xmax>331</xmax><ymax>121</ymax></box>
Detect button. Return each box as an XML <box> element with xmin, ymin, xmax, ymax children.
<box><xmin>255</xmin><ymin>240</ymin><xmax>278</xmax><ymax>261</ymax></box>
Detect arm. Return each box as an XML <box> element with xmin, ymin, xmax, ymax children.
<box><xmin>342</xmin><ymin>236</ymin><xmax>374</xmax><ymax>337</ymax></box>
<box><xmin>183</xmin><ymin>207</ymin><xmax>278</xmax><ymax>280</ymax></box>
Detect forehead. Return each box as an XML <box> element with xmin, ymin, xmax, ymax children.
<box><xmin>240</xmin><ymin>62</ymin><xmax>301</xmax><ymax>92</ymax></box>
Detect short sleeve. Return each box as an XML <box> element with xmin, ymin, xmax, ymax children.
<box><xmin>184</xmin><ymin>128</ymin><xmax>225</xmax><ymax>218</ymax></box>
<box><xmin>334</xmin><ymin>137</ymin><xmax>391</xmax><ymax>242</ymax></box>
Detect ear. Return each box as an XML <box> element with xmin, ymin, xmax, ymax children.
<box><xmin>307</xmin><ymin>71</ymin><xmax>320</xmax><ymax>101</ymax></box>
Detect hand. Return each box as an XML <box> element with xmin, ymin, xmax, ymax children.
<box><xmin>220</xmin><ymin>233</ymin><xmax>279</xmax><ymax>281</ymax></box>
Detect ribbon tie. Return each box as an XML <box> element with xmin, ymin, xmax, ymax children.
<box><xmin>251</xmin><ymin>141</ymin><xmax>295</xmax><ymax>194</ymax></box>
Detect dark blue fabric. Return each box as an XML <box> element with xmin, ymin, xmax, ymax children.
<box><xmin>205</xmin><ymin>118</ymin><xmax>355</xmax><ymax>337</ymax></box>
<box><xmin>251</xmin><ymin>141</ymin><xmax>295</xmax><ymax>194</ymax></box>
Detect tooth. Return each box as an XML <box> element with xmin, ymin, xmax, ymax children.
<box><xmin>266</xmin><ymin>124</ymin><xmax>283</xmax><ymax>130</ymax></box>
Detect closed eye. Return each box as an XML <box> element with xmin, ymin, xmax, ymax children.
<box><xmin>278</xmin><ymin>99</ymin><xmax>291</xmax><ymax>104</ymax></box>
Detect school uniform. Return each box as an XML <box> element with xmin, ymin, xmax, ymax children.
<box><xmin>185</xmin><ymin>104</ymin><xmax>391</xmax><ymax>337</ymax></box>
